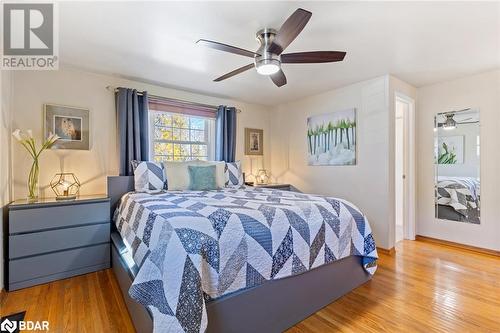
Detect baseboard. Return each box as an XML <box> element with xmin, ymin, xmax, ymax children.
<box><xmin>376</xmin><ymin>247</ymin><xmax>395</xmax><ymax>255</ymax></box>
<box><xmin>416</xmin><ymin>235</ymin><xmax>500</xmax><ymax>257</ymax></box>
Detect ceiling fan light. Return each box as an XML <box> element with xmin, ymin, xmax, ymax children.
<box><xmin>256</xmin><ymin>59</ymin><xmax>280</xmax><ymax>75</ymax></box>
<box><xmin>442</xmin><ymin>114</ymin><xmax>456</xmax><ymax>130</ymax></box>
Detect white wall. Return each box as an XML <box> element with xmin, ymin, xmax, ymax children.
<box><xmin>437</xmin><ymin>122</ymin><xmax>479</xmax><ymax>178</ymax></box>
<box><xmin>416</xmin><ymin>70</ymin><xmax>500</xmax><ymax>251</ymax></box>
<box><xmin>269</xmin><ymin>76</ymin><xmax>394</xmax><ymax>249</ymax></box>
<box><xmin>1</xmin><ymin>70</ymin><xmax>13</xmax><ymax>291</ymax></box>
<box><xmin>10</xmin><ymin>68</ymin><xmax>271</xmax><ymax>199</ymax></box>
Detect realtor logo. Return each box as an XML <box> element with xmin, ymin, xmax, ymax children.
<box><xmin>0</xmin><ymin>319</ymin><xmax>17</xmax><ymax>333</ymax></box>
<box><xmin>1</xmin><ymin>2</ymin><xmax>58</xmax><ymax>69</ymax></box>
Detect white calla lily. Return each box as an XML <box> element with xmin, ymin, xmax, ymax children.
<box><xmin>12</xmin><ymin>129</ymin><xmax>23</xmax><ymax>142</ymax></box>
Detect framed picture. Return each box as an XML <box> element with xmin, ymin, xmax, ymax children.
<box><xmin>44</xmin><ymin>104</ymin><xmax>90</xmax><ymax>150</ymax></box>
<box><xmin>437</xmin><ymin>135</ymin><xmax>464</xmax><ymax>164</ymax></box>
<box><xmin>245</xmin><ymin>128</ymin><xmax>263</xmax><ymax>155</ymax></box>
<box><xmin>307</xmin><ymin>108</ymin><xmax>357</xmax><ymax>166</ymax></box>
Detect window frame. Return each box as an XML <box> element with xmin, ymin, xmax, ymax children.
<box><xmin>148</xmin><ymin>110</ymin><xmax>215</xmax><ymax>162</ymax></box>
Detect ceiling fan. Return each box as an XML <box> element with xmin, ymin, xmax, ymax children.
<box><xmin>436</xmin><ymin>112</ymin><xmax>475</xmax><ymax>130</ymax></box>
<box><xmin>197</xmin><ymin>8</ymin><xmax>346</xmax><ymax>87</ymax></box>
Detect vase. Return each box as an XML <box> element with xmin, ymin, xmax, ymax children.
<box><xmin>27</xmin><ymin>158</ymin><xmax>40</xmax><ymax>201</ymax></box>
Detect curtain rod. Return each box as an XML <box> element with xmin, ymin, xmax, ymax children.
<box><xmin>106</xmin><ymin>85</ymin><xmax>241</xmax><ymax>113</ymax></box>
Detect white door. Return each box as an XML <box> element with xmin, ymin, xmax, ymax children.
<box><xmin>395</xmin><ymin>94</ymin><xmax>415</xmax><ymax>243</ymax></box>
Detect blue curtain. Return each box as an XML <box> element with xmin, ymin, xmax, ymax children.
<box><xmin>116</xmin><ymin>88</ymin><xmax>149</xmax><ymax>176</ymax></box>
<box><xmin>215</xmin><ymin>106</ymin><xmax>237</xmax><ymax>162</ymax></box>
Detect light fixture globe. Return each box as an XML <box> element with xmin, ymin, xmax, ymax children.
<box><xmin>256</xmin><ymin>169</ymin><xmax>270</xmax><ymax>185</ymax></box>
<box><xmin>255</xmin><ymin>59</ymin><xmax>280</xmax><ymax>75</ymax></box>
<box><xmin>50</xmin><ymin>173</ymin><xmax>81</xmax><ymax>200</ymax></box>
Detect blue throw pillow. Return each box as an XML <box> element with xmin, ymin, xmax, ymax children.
<box><xmin>188</xmin><ymin>165</ymin><xmax>218</xmax><ymax>191</ymax></box>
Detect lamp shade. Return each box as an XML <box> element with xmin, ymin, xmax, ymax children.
<box><xmin>50</xmin><ymin>173</ymin><xmax>80</xmax><ymax>200</ymax></box>
<box><xmin>256</xmin><ymin>169</ymin><xmax>269</xmax><ymax>185</ymax></box>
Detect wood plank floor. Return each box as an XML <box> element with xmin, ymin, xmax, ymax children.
<box><xmin>1</xmin><ymin>240</ymin><xmax>499</xmax><ymax>332</ymax></box>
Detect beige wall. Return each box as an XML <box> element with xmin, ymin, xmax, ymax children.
<box><xmin>1</xmin><ymin>70</ymin><xmax>13</xmax><ymax>290</ymax></box>
<box><xmin>416</xmin><ymin>70</ymin><xmax>500</xmax><ymax>251</ymax></box>
<box><xmin>10</xmin><ymin>68</ymin><xmax>271</xmax><ymax>199</ymax></box>
<box><xmin>269</xmin><ymin>76</ymin><xmax>395</xmax><ymax>249</ymax></box>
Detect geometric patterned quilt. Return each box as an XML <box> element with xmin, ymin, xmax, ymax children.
<box><xmin>114</xmin><ymin>187</ymin><xmax>378</xmax><ymax>333</ymax></box>
<box><xmin>436</xmin><ymin>176</ymin><xmax>480</xmax><ymax>216</ymax></box>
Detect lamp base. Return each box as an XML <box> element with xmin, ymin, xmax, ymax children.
<box><xmin>56</xmin><ymin>195</ymin><xmax>77</xmax><ymax>201</ymax></box>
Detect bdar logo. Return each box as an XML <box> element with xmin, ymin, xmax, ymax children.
<box><xmin>0</xmin><ymin>318</ymin><xmax>17</xmax><ymax>333</ymax></box>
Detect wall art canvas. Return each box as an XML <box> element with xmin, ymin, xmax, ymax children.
<box><xmin>307</xmin><ymin>108</ymin><xmax>356</xmax><ymax>165</ymax></box>
<box><xmin>437</xmin><ymin>135</ymin><xmax>464</xmax><ymax>164</ymax></box>
<box><xmin>245</xmin><ymin>128</ymin><xmax>263</xmax><ymax>155</ymax></box>
<box><xmin>44</xmin><ymin>104</ymin><xmax>90</xmax><ymax>150</ymax></box>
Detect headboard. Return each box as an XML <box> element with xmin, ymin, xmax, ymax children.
<box><xmin>107</xmin><ymin>176</ymin><xmax>134</xmax><ymax>218</ymax></box>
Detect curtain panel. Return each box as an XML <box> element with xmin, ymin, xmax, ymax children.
<box><xmin>116</xmin><ymin>88</ymin><xmax>149</xmax><ymax>176</ymax></box>
<box><xmin>215</xmin><ymin>106</ymin><xmax>237</xmax><ymax>162</ymax></box>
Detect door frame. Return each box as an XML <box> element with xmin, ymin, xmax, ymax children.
<box><xmin>395</xmin><ymin>92</ymin><xmax>416</xmax><ymax>241</ymax></box>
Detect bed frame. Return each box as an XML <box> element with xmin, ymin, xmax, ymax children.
<box><xmin>107</xmin><ymin>176</ymin><xmax>372</xmax><ymax>333</ymax></box>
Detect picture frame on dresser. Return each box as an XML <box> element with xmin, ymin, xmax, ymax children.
<box><xmin>6</xmin><ymin>195</ymin><xmax>111</xmax><ymax>291</ymax></box>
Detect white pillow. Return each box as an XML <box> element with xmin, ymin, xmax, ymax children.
<box><xmin>163</xmin><ymin>160</ymin><xmax>225</xmax><ymax>190</ymax></box>
<box><xmin>203</xmin><ymin>161</ymin><xmax>226</xmax><ymax>189</ymax></box>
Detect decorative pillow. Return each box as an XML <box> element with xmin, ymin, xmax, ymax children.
<box><xmin>133</xmin><ymin>161</ymin><xmax>166</xmax><ymax>192</ymax></box>
<box><xmin>188</xmin><ymin>165</ymin><xmax>218</xmax><ymax>191</ymax></box>
<box><xmin>225</xmin><ymin>161</ymin><xmax>244</xmax><ymax>188</ymax></box>
<box><xmin>163</xmin><ymin>160</ymin><xmax>225</xmax><ymax>191</ymax></box>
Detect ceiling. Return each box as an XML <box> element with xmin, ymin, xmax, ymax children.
<box><xmin>59</xmin><ymin>1</ymin><xmax>500</xmax><ymax>106</ymax></box>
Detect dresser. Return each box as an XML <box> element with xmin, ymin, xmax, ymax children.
<box><xmin>7</xmin><ymin>195</ymin><xmax>111</xmax><ymax>291</ymax></box>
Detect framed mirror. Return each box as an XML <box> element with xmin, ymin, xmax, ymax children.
<box><xmin>434</xmin><ymin>109</ymin><xmax>480</xmax><ymax>224</ymax></box>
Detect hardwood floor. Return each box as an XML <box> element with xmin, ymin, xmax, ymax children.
<box><xmin>1</xmin><ymin>240</ymin><xmax>499</xmax><ymax>332</ymax></box>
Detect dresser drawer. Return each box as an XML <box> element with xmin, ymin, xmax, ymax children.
<box><xmin>9</xmin><ymin>243</ymin><xmax>110</xmax><ymax>284</ymax></box>
<box><xmin>9</xmin><ymin>223</ymin><xmax>110</xmax><ymax>259</ymax></box>
<box><xmin>9</xmin><ymin>201</ymin><xmax>109</xmax><ymax>234</ymax></box>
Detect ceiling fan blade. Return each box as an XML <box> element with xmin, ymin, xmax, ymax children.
<box><xmin>197</xmin><ymin>39</ymin><xmax>260</xmax><ymax>58</ymax></box>
<box><xmin>270</xmin><ymin>69</ymin><xmax>287</xmax><ymax>87</ymax></box>
<box><xmin>213</xmin><ymin>63</ymin><xmax>255</xmax><ymax>82</ymax></box>
<box><xmin>268</xmin><ymin>8</ymin><xmax>312</xmax><ymax>55</ymax></box>
<box><xmin>281</xmin><ymin>51</ymin><xmax>346</xmax><ymax>63</ymax></box>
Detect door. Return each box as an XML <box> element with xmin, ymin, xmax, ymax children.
<box><xmin>395</xmin><ymin>94</ymin><xmax>415</xmax><ymax>243</ymax></box>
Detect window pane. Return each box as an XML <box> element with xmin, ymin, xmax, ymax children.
<box><xmin>191</xmin><ymin>118</ymin><xmax>205</xmax><ymax>130</ymax></box>
<box><xmin>154</xmin><ymin>114</ymin><xmax>172</xmax><ymax>127</ymax></box>
<box><xmin>180</xmin><ymin>129</ymin><xmax>189</xmax><ymax>141</ymax></box>
<box><xmin>154</xmin><ymin>142</ymin><xmax>173</xmax><ymax>156</ymax></box>
<box><xmin>152</xmin><ymin>112</ymin><xmax>212</xmax><ymax>162</ymax></box>
<box><xmin>191</xmin><ymin>144</ymin><xmax>207</xmax><ymax>157</ymax></box>
<box><xmin>154</xmin><ymin>127</ymin><xmax>172</xmax><ymax>140</ymax></box>
<box><xmin>190</xmin><ymin>129</ymin><xmax>205</xmax><ymax>142</ymax></box>
<box><xmin>172</xmin><ymin>114</ymin><xmax>189</xmax><ymax>128</ymax></box>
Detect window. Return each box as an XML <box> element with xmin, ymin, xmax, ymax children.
<box><xmin>149</xmin><ymin>111</ymin><xmax>215</xmax><ymax>162</ymax></box>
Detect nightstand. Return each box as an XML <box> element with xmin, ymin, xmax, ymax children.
<box><xmin>7</xmin><ymin>195</ymin><xmax>111</xmax><ymax>291</ymax></box>
<box><xmin>252</xmin><ymin>183</ymin><xmax>292</xmax><ymax>191</ymax></box>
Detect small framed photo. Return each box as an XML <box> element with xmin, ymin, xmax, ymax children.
<box><xmin>245</xmin><ymin>128</ymin><xmax>263</xmax><ymax>156</ymax></box>
<box><xmin>44</xmin><ymin>104</ymin><xmax>90</xmax><ymax>150</ymax></box>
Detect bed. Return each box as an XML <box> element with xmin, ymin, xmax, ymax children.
<box><xmin>107</xmin><ymin>176</ymin><xmax>378</xmax><ymax>333</ymax></box>
<box><xmin>435</xmin><ymin>176</ymin><xmax>480</xmax><ymax>224</ymax></box>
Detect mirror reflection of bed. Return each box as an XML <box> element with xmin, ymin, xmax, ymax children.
<box><xmin>435</xmin><ymin>109</ymin><xmax>480</xmax><ymax>224</ymax></box>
